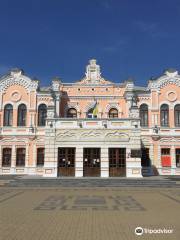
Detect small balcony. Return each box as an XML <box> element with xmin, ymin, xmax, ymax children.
<box><xmin>47</xmin><ymin>118</ymin><xmax>140</xmax><ymax>130</ymax></box>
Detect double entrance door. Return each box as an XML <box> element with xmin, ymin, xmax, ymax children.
<box><xmin>83</xmin><ymin>148</ymin><xmax>101</xmax><ymax>177</ymax></box>
<box><xmin>58</xmin><ymin>148</ymin><xmax>75</xmax><ymax>176</ymax></box>
<box><xmin>109</xmin><ymin>148</ymin><xmax>126</xmax><ymax>177</ymax></box>
<box><xmin>58</xmin><ymin>147</ymin><xmax>126</xmax><ymax>177</ymax></box>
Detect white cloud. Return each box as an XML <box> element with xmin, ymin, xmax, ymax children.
<box><xmin>133</xmin><ymin>20</ymin><xmax>168</xmax><ymax>38</ymax></box>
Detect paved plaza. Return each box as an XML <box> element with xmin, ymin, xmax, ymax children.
<box><xmin>0</xmin><ymin>176</ymin><xmax>180</xmax><ymax>240</ymax></box>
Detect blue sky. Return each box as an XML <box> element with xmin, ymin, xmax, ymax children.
<box><xmin>0</xmin><ymin>0</ymin><xmax>180</xmax><ymax>86</ymax></box>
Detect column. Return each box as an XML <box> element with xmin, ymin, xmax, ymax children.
<box><xmin>11</xmin><ymin>145</ymin><xmax>16</xmax><ymax>174</ymax></box>
<box><xmin>126</xmin><ymin>144</ymin><xmax>142</xmax><ymax>178</ymax></box>
<box><xmin>101</xmin><ymin>146</ymin><xmax>109</xmax><ymax>177</ymax></box>
<box><xmin>157</xmin><ymin>145</ymin><xmax>161</xmax><ymax>168</ymax></box>
<box><xmin>43</xmin><ymin>127</ymin><xmax>57</xmax><ymax>177</ymax></box>
<box><xmin>55</xmin><ymin>94</ymin><xmax>60</xmax><ymax>117</ymax></box>
<box><xmin>75</xmin><ymin>146</ymin><xmax>83</xmax><ymax>177</ymax></box>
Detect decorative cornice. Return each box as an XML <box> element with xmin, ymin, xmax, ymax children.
<box><xmin>0</xmin><ymin>71</ymin><xmax>38</xmax><ymax>93</ymax></box>
<box><xmin>148</xmin><ymin>74</ymin><xmax>180</xmax><ymax>91</ymax></box>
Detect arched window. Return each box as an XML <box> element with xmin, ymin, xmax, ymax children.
<box><xmin>67</xmin><ymin>108</ymin><xmax>77</xmax><ymax>118</ymax></box>
<box><xmin>38</xmin><ymin>104</ymin><xmax>47</xmax><ymax>126</ymax></box>
<box><xmin>17</xmin><ymin>104</ymin><xmax>27</xmax><ymax>126</ymax></box>
<box><xmin>140</xmin><ymin>104</ymin><xmax>148</xmax><ymax>127</ymax></box>
<box><xmin>175</xmin><ymin>104</ymin><xmax>180</xmax><ymax>127</ymax></box>
<box><xmin>4</xmin><ymin>104</ymin><xmax>13</xmax><ymax>126</ymax></box>
<box><xmin>160</xmin><ymin>104</ymin><xmax>169</xmax><ymax>127</ymax></box>
<box><xmin>109</xmin><ymin>108</ymin><xmax>118</xmax><ymax>118</ymax></box>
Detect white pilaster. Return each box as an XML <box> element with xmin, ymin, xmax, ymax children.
<box><xmin>11</xmin><ymin>145</ymin><xmax>16</xmax><ymax>168</ymax></box>
<box><xmin>101</xmin><ymin>147</ymin><xmax>109</xmax><ymax>177</ymax></box>
<box><xmin>126</xmin><ymin>147</ymin><xmax>142</xmax><ymax>178</ymax></box>
<box><xmin>157</xmin><ymin>145</ymin><xmax>161</xmax><ymax>168</ymax></box>
<box><xmin>75</xmin><ymin>146</ymin><xmax>83</xmax><ymax>177</ymax></box>
<box><xmin>171</xmin><ymin>146</ymin><xmax>176</xmax><ymax>175</ymax></box>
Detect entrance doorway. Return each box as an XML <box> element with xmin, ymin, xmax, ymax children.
<box><xmin>58</xmin><ymin>148</ymin><xmax>75</xmax><ymax>176</ymax></box>
<box><xmin>83</xmin><ymin>148</ymin><xmax>100</xmax><ymax>177</ymax></box>
<box><xmin>109</xmin><ymin>148</ymin><xmax>126</xmax><ymax>177</ymax></box>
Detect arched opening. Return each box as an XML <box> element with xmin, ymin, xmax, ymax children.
<box><xmin>174</xmin><ymin>104</ymin><xmax>180</xmax><ymax>127</ymax></box>
<box><xmin>140</xmin><ymin>104</ymin><xmax>148</xmax><ymax>127</ymax></box>
<box><xmin>17</xmin><ymin>104</ymin><xmax>27</xmax><ymax>126</ymax></box>
<box><xmin>38</xmin><ymin>104</ymin><xmax>47</xmax><ymax>126</ymax></box>
<box><xmin>160</xmin><ymin>104</ymin><xmax>169</xmax><ymax>127</ymax></box>
<box><xmin>67</xmin><ymin>108</ymin><xmax>77</xmax><ymax>118</ymax></box>
<box><xmin>108</xmin><ymin>108</ymin><xmax>118</xmax><ymax>118</ymax></box>
<box><xmin>3</xmin><ymin>104</ymin><xmax>13</xmax><ymax>126</ymax></box>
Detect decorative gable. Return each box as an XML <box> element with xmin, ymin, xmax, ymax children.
<box><xmin>0</xmin><ymin>68</ymin><xmax>39</xmax><ymax>93</ymax></box>
<box><xmin>76</xmin><ymin>59</ymin><xmax>113</xmax><ymax>85</ymax></box>
<box><xmin>148</xmin><ymin>69</ymin><xmax>180</xmax><ymax>91</ymax></box>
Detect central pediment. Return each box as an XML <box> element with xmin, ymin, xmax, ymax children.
<box><xmin>76</xmin><ymin>59</ymin><xmax>113</xmax><ymax>85</ymax></box>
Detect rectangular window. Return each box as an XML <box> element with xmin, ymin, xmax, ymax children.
<box><xmin>176</xmin><ymin>149</ymin><xmax>180</xmax><ymax>167</ymax></box>
<box><xmin>161</xmin><ymin>148</ymin><xmax>171</xmax><ymax>167</ymax></box>
<box><xmin>16</xmin><ymin>148</ymin><xmax>25</xmax><ymax>166</ymax></box>
<box><xmin>37</xmin><ymin>148</ymin><xmax>45</xmax><ymax>166</ymax></box>
<box><xmin>2</xmin><ymin>148</ymin><xmax>12</xmax><ymax>166</ymax></box>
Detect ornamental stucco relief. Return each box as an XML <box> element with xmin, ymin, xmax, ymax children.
<box><xmin>166</xmin><ymin>91</ymin><xmax>177</xmax><ymax>102</ymax></box>
<box><xmin>11</xmin><ymin>91</ymin><xmax>22</xmax><ymax>102</ymax></box>
<box><xmin>160</xmin><ymin>137</ymin><xmax>180</xmax><ymax>142</ymax></box>
<box><xmin>55</xmin><ymin>129</ymin><xmax>130</xmax><ymax>142</ymax></box>
<box><xmin>148</xmin><ymin>76</ymin><xmax>180</xmax><ymax>91</ymax></box>
<box><xmin>0</xmin><ymin>75</ymin><xmax>38</xmax><ymax>93</ymax></box>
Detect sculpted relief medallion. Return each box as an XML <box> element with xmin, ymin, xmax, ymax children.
<box><xmin>166</xmin><ymin>91</ymin><xmax>177</xmax><ymax>102</ymax></box>
<box><xmin>11</xmin><ymin>91</ymin><xmax>22</xmax><ymax>102</ymax></box>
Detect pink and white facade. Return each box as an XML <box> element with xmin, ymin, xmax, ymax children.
<box><xmin>0</xmin><ymin>59</ymin><xmax>180</xmax><ymax>177</ymax></box>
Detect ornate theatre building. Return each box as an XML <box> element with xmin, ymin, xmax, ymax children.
<box><xmin>0</xmin><ymin>59</ymin><xmax>180</xmax><ymax>177</ymax></box>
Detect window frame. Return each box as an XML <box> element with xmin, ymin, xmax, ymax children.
<box><xmin>16</xmin><ymin>148</ymin><xmax>26</xmax><ymax>166</ymax></box>
<box><xmin>2</xmin><ymin>148</ymin><xmax>12</xmax><ymax>167</ymax></box>
<box><xmin>3</xmin><ymin>104</ymin><xmax>13</xmax><ymax>127</ymax></box>
<box><xmin>160</xmin><ymin>104</ymin><xmax>169</xmax><ymax>127</ymax></box>
<box><xmin>67</xmin><ymin>108</ymin><xmax>77</xmax><ymax>118</ymax></box>
<box><xmin>174</xmin><ymin>104</ymin><xmax>180</xmax><ymax>127</ymax></box>
<box><xmin>37</xmin><ymin>148</ymin><xmax>45</xmax><ymax>166</ymax></box>
<box><xmin>17</xmin><ymin>104</ymin><xmax>27</xmax><ymax>126</ymax></box>
<box><xmin>108</xmin><ymin>108</ymin><xmax>118</xmax><ymax>119</ymax></box>
<box><xmin>38</xmin><ymin>104</ymin><xmax>47</xmax><ymax>126</ymax></box>
<box><xmin>140</xmin><ymin>104</ymin><xmax>148</xmax><ymax>127</ymax></box>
